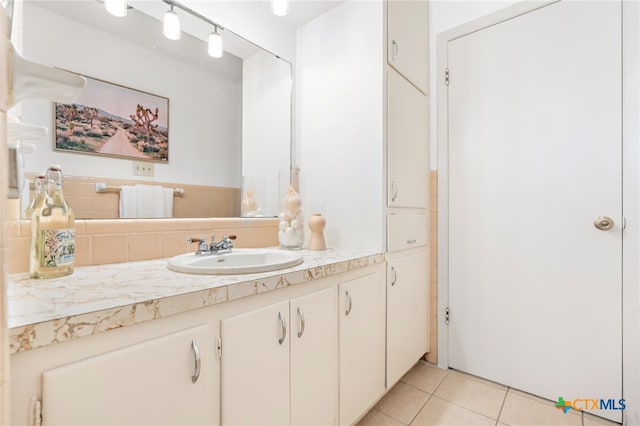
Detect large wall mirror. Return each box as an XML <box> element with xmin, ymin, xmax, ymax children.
<box><xmin>16</xmin><ymin>0</ymin><xmax>292</xmax><ymax>219</ymax></box>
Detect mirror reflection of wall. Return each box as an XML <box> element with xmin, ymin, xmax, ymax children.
<box><xmin>15</xmin><ymin>1</ymin><xmax>291</xmax><ymax>219</ymax></box>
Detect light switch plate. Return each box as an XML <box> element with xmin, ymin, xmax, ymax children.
<box><xmin>132</xmin><ymin>161</ymin><xmax>154</xmax><ymax>177</ymax></box>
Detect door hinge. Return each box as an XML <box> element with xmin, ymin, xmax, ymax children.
<box><xmin>445</xmin><ymin>307</ymin><xmax>450</xmax><ymax>325</ymax></box>
<box><xmin>445</xmin><ymin>68</ymin><xmax>450</xmax><ymax>86</ymax></box>
<box><xmin>216</xmin><ymin>335</ymin><xmax>222</xmax><ymax>361</ymax></box>
<box><xmin>29</xmin><ymin>396</ymin><xmax>42</xmax><ymax>426</ymax></box>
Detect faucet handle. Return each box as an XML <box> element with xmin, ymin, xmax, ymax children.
<box><xmin>187</xmin><ymin>236</ymin><xmax>205</xmax><ymax>244</ymax></box>
<box><xmin>225</xmin><ymin>235</ymin><xmax>237</xmax><ymax>241</ymax></box>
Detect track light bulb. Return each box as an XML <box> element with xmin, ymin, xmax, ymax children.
<box><xmin>271</xmin><ymin>0</ymin><xmax>289</xmax><ymax>16</ymax></box>
<box><xmin>163</xmin><ymin>6</ymin><xmax>181</xmax><ymax>40</ymax></box>
<box><xmin>208</xmin><ymin>28</ymin><xmax>223</xmax><ymax>58</ymax></box>
<box><xmin>104</xmin><ymin>0</ymin><xmax>127</xmax><ymax>17</ymax></box>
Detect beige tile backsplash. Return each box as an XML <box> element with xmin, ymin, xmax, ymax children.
<box><xmin>24</xmin><ymin>174</ymin><xmax>240</xmax><ymax>219</ymax></box>
<box><xmin>7</xmin><ymin>196</ymin><xmax>279</xmax><ymax>273</ymax></box>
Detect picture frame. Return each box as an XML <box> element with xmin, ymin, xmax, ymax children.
<box><xmin>54</xmin><ymin>74</ymin><xmax>169</xmax><ymax>162</ymax></box>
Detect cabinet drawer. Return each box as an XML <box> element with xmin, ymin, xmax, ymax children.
<box><xmin>387</xmin><ymin>214</ymin><xmax>427</xmax><ymax>252</ymax></box>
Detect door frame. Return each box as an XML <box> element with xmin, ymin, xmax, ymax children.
<box><xmin>436</xmin><ymin>1</ymin><xmax>640</xmax><ymax>423</ymax></box>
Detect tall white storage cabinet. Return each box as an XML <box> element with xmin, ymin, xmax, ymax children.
<box><xmin>385</xmin><ymin>0</ymin><xmax>431</xmax><ymax>387</ymax></box>
<box><xmin>298</xmin><ymin>0</ymin><xmax>431</xmax><ymax>402</ymax></box>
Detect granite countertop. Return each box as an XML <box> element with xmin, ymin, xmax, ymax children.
<box><xmin>8</xmin><ymin>248</ymin><xmax>385</xmax><ymax>354</ymax></box>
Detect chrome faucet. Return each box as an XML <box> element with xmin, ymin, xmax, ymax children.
<box><xmin>188</xmin><ymin>235</ymin><xmax>236</xmax><ymax>255</ymax></box>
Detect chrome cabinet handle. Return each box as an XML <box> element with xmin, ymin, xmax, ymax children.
<box><xmin>297</xmin><ymin>307</ymin><xmax>305</xmax><ymax>338</ymax></box>
<box><xmin>278</xmin><ymin>312</ymin><xmax>287</xmax><ymax>345</ymax></box>
<box><xmin>391</xmin><ymin>266</ymin><xmax>397</xmax><ymax>286</ymax></box>
<box><xmin>191</xmin><ymin>339</ymin><xmax>201</xmax><ymax>384</ymax></box>
<box><xmin>594</xmin><ymin>216</ymin><xmax>614</xmax><ymax>231</ymax></box>
<box><xmin>407</xmin><ymin>239</ymin><xmax>417</xmax><ymax>244</ymax></box>
<box><xmin>391</xmin><ymin>181</ymin><xmax>398</xmax><ymax>202</ymax></box>
<box><xmin>345</xmin><ymin>290</ymin><xmax>352</xmax><ymax>316</ymax></box>
<box><xmin>392</xmin><ymin>40</ymin><xmax>398</xmax><ymax>61</ymax></box>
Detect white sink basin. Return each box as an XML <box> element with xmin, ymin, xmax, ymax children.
<box><xmin>167</xmin><ymin>248</ymin><xmax>304</xmax><ymax>275</ymax></box>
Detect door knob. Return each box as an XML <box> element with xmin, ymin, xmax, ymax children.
<box><xmin>593</xmin><ymin>216</ymin><xmax>614</xmax><ymax>231</ymax></box>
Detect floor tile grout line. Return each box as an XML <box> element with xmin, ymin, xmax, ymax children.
<box><xmin>495</xmin><ymin>386</ymin><xmax>511</xmax><ymax>425</ymax></box>
<box><xmin>427</xmin><ymin>394</ymin><xmax>501</xmax><ymax>423</ymax></box>
<box><xmin>431</xmin><ymin>371</ymin><xmax>507</xmax><ymax>421</ymax></box>
<box><xmin>370</xmin><ymin>408</ymin><xmax>408</xmax><ymax>426</ymax></box>
<box><xmin>407</xmin><ymin>391</ymin><xmax>435</xmax><ymax>426</ymax></box>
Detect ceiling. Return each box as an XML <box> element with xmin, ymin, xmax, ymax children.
<box><xmin>279</xmin><ymin>0</ymin><xmax>344</xmax><ymax>27</ymax></box>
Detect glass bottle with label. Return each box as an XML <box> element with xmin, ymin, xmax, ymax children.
<box><xmin>29</xmin><ymin>165</ymin><xmax>75</xmax><ymax>278</ymax></box>
<box><xmin>23</xmin><ymin>174</ymin><xmax>45</xmax><ymax>218</ymax></box>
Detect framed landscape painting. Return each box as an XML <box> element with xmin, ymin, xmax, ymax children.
<box><xmin>54</xmin><ymin>75</ymin><xmax>169</xmax><ymax>162</ymax></box>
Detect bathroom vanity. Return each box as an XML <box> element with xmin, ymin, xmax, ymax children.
<box><xmin>6</xmin><ymin>248</ymin><xmax>430</xmax><ymax>426</ymax></box>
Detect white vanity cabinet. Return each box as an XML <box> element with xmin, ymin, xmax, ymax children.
<box><xmin>290</xmin><ymin>288</ymin><xmax>339</xmax><ymax>426</ymax></box>
<box><xmin>221</xmin><ymin>301</ymin><xmax>291</xmax><ymax>426</ymax></box>
<box><xmin>221</xmin><ymin>287</ymin><xmax>338</xmax><ymax>426</ymax></box>
<box><xmin>10</xmin><ymin>260</ymin><xmax>386</xmax><ymax>426</ymax></box>
<box><xmin>386</xmin><ymin>251</ymin><xmax>429</xmax><ymax>386</ymax></box>
<box><xmin>338</xmin><ymin>272</ymin><xmax>386</xmax><ymax>426</ymax></box>
<box><xmin>40</xmin><ymin>324</ymin><xmax>212</xmax><ymax>425</ymax></box>
<box><xmin>387</xmin><ymin>68</ymin><xmax>429</xmax><ymax>209</ymax></box>
<box><xmin>387</xmin><ymin>0</ymin><xmax>429</xmax><ymax>94</ymax></box>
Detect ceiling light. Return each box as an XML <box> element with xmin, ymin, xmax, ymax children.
<box><xmin>104</xmin><ymin>0</ymin><xmax>127</xmax><ymax>17</ymax></box>
<box><xmin>271</xmin><ymin>0</ymin><xmax>289</xmax><ymax>17</ymax></box>
<box><xmin>208</xmin><ymin>26</ymin><xmax>223</xmax><ymax>58</ymax></box>
<box><xmin>163</xmin><ymin>5</ymin><xmax>181</xmax><ymax>40</ymax></box>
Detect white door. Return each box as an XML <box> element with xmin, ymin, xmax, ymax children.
<box><xmin>221</xmin><ymin>301</ymin><xmax>290</xmax><ymax>426</ymax></box>
<box><xmin>448</xmin><ymin>1</ymin><xmax>622</xmax><ymax>422</ymax></box>
<box><xmin>290</xmin><ymin>288</ymin><xmax>338</xmax><ymax>426</ymax></box>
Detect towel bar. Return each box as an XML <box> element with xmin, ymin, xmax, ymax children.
<box><xmin>95</xmin><ymin>183</ymin><xmax>185</xmax><ymax>197</ymax></box>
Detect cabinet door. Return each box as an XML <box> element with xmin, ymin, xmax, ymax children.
<box><xmin>387</xmin><ymin>68</ymin><xmax>429</xmax><ymax>208</ymax></box>
<box><xmin>387</xmin><ymin>251</ymin><xmax>429</xmax><ymax>385</ymax></box>
<box><xmin>42</xmin><ymin>324</ymin><xmax>211</xmax><ymax>425</ymax></box>
<box><xmin>221</xmin><ymin>301</ymin><xmax>289</xmax><ymax>426</ymax></box>
<box><xmin>339</xmin><ymin>272</ymin><xmax>386</xmax><ymax>426</ymax></box>
<box><xmin>290</xmin><ymin>287</ymin><xmax>338</xmax><ymax>426</ymax></box>
<box><xmin>387</xmin><ymin>0</ymin><xmax>429</xmax><ymax>93</ymax></box>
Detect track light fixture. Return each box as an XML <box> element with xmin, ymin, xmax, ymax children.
<box><xmin>104</xmin><ymin>0</ymin><xmax>127</xmax><ymax>17</ymax></box>
<box><xmin>208</xmin><ymin>26</ymin><xmax>223</xmax><ymax>58</ymax></box>
<box><xmin>163</xmin><ymin>5</ymin><xmax>181</xmax><ymax>40</ymax></box>
<box><xmin>160</xmin><ymin>0</ymin><xmax>224</xmax><ymax>58</ymax></box>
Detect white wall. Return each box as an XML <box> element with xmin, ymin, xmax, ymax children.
<box><xmin>242</xmin><ymin>50</ymin><xmax>292</xmax><ymax>217</ymax></box>
<box><xmin>297</xmin><ymin>0</ymin><xmax>384</xmax><ymax>251</ymax></box>
<box><xmin>429</xmin><ymin>1</ymin><xmax>518</xmax><ymax>169</ymax></box>
<box><xmin>19</xmin><ymin>3</ymin><xmax>242</xmax><ymax>187</ymax></box>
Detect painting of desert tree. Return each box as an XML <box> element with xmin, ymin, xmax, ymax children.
<box><xmin>55</xmin><ymin>76</ymin><xmax>169</xmax><ymax>162</ymax></box>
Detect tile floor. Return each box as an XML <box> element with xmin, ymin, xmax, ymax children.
<box><xmin>357</xmin><ymin>361</ymin><xmax>620</xmax><ymax>426</ymax></box>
